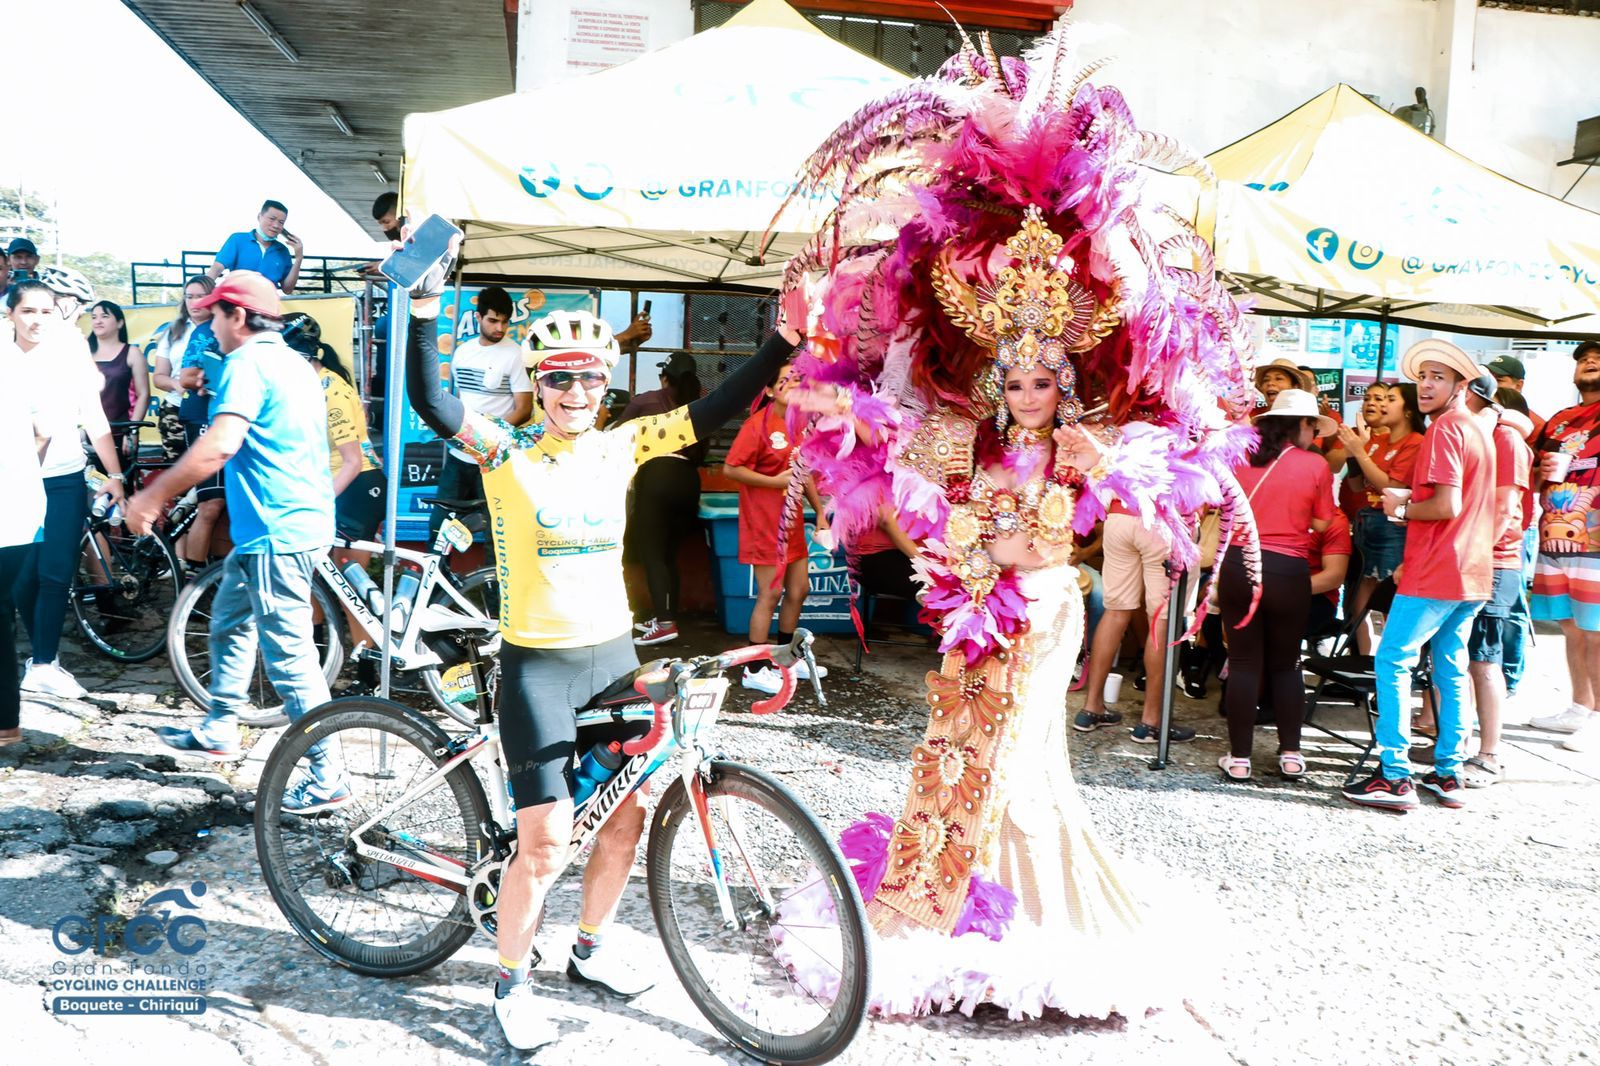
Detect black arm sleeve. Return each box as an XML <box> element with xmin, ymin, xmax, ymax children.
<box><xmin>686</xmin><ymin>332</ymin><xmax>796</xmax><ymax>440</ymax></box>
<box><xmin>406</xmin><ymin>314</ymin><xmax>465</xmax><ymax>439</ymax></box>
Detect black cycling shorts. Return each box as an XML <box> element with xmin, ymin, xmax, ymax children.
<box><xmin>181</xmin><ymin>422</ymin><xmax>226</xmax><ymax>503</ymax></box>
<box><xmin>499</xmin><ymin>634</ymin><xmax>639</xmax><ymax>810</ymax></box>
<box><xmin>335</xmin><ymin>467</ymin><xmax>387</xmax><ymax>541</ymax></box>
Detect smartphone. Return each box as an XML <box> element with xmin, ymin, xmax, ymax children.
<box><xmin>641</xmin><ymin>299</ymin><xmax>652</xmax><ymax>318</ymax></box>
<box><xmin>200</xmin><ymin>352</ymin><xmax>225</xmax><ymax>395</ymax></box>
<box><xmin>380</xmin><ymin>214</ymin><xmax>463</xmax><ymax>289</ymax></box>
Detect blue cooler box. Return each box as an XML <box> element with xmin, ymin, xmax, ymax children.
<box><xmin>699</xmin><ymin>492</ymin><xmax>856</xmax><ymax>635</ymax></box>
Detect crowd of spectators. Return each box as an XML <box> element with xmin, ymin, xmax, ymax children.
<box><xmin>1</xmin><ymin>197</ymin><xmax>1596</xmax><ymax>815</ymax></box>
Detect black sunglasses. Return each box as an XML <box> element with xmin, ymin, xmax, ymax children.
<box><xmin>540</xmin><ymin>370</ymin><xmax>608</xmax><ymax>391</ymax></box>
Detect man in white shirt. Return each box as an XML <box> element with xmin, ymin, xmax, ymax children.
<box><xmin>428</xmin><ymin>286</ymin><xmax>532</xmax><ymax>540</ymax></box>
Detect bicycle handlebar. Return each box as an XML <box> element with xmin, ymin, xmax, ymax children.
<box><xmin>620</xmin><ymin>629</ymin><xmax>821</xmax><ymax>756</ymax></box>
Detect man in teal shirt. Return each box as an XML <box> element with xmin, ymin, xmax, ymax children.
<box><xmin>127</xmin><ymin>271</ymin><xmax>343</xmax><ymax>811</ymax></box>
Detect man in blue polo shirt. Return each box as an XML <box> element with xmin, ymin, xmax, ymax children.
<box><xmin>126</xmin><ymin>271</ymin><xmax>344</xmax><ymax>810</ymax></box>
<box><xmin>208</xmin><ymin>199</ymin><xmax>304</xmax><ymax>294</ymax></box>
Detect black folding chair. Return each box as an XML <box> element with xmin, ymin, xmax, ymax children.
<box><xmin>1301</xmin><ymin>576</ymin><xmax>1398</xmax><ymax>776</ymax></box>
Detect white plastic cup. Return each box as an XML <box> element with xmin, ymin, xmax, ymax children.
<box><xmin>1103</xmin><ymin>672</ymin><xmax>1124</xmax><ymax>704</ymax></box>
<box><xmin>1547</xmin><ymin>451</ymin><xmax>1574</xmax><ymax>483</ymax></box>
<box><xmin>1384</xmin><ymin>487</ymin><xmax>1412</xmax><ymax>524</ymax></box>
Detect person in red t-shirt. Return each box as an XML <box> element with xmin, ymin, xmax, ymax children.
<box><xmin>724</xmin><ymin>362</ymin><xmax>828</xmax><ymax>694</ymax></box>
<box><xmin>1486</xmin><ymin>355</ymin><xmax>1546</xmax><ymax>445</ymax></box>
<box><xmin>1335</xmin><ymin>382</ymin><xmax>1424</xmax><ymax>653</ymax></box>
<box><xmin>1344</xmin><ymin>341</ymin><xmax>1495</xmax><ymax>813</ymax></box>
<box><xmin>1307</xmin><ymin>510</ymin><xmax>1352</xmax><ymax>636</ymax></box>
<box><xmin>1460</xmin><ymin>380</ymin><xmax>1535</xmax><ymax>789</ymax></box>
<box><xmin>1328</xmin><ymin>382</ymin><xmax>1390</xmax><ymax>524</ymax></box>
<box><xmin>1218</xmin><ymin>389</ymin><xmax>1334</xmax><ymax>782</ymax></box>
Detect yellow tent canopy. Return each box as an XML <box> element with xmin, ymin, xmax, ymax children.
<box><xmin>401</xmin><ymin>0</ymin><xmax>906</xmax><ymax>290</ymax></box>
<box><xmin>1201</xmin><ymin>84</ymin><xmax>1600</xmax><ymax>339</ymax></box>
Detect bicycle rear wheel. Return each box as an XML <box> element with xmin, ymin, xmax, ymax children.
<box><xmin>254</xmin><ymin>696</ymin><xmax>493</xmax><ymax>978</ymax></box>
<box><xmin>647</xmin><ymin>761</ymin><xmax>870</xmax><ymax>1066</ymax></box>
<box><xmin>71</xmin><ymin>522</ymin><xmax>182</xmax><ymax>663</ymax></box>
<box><xmin>167</xmin><ymin>560</ymin><xmax>344</xmax><ymax>726</ymax></box>
<box><xmin>417</xmin><ymin>566</ymin><xmax>500</xmax><ymax>726</ymax></box>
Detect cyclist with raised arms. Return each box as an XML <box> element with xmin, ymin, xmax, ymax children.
<box><xmin>404</xmin><ymin>249</ymin><xmax>800</xmax><ymax>1051</ymax></box>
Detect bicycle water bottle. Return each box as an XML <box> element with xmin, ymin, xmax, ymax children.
<box><xmin>341</xmin><ymin>561</ymin><xmax>386</xmax><ymax>616</ymax></box>
<box><xmin>389</xmin><ymin>563</ymin><xmax>423</xmax><ymax>634</ymax></box>
<box><xmin>572</xmin><ymin>740</ymin><xmax>627</xmax><ymax>804</ymax></box>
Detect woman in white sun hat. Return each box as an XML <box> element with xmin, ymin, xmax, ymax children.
<box><xmin>1217</xmin><ymin>389</ymin><xmax>1337</xmax><ymax>782</ymax></box>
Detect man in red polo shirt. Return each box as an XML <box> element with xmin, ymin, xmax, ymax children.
<box><xmin>1343</xmin><ymin>340</ymin><xmax>1495</xmax><ymax>812</ymax></box>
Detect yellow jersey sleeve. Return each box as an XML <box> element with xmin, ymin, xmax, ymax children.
<box><xmin>625</xmin><ymin>406</ymin><xmax>696</xmax><ymax>467</ymax></box>
<box><xmin>323</xmin><ymin>372</ymin><xmax>363</xmax><ymax>451</ymax></box>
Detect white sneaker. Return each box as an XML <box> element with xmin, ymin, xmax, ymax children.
<box><xmin>566</xmin><ymin>948</ymin><xmax>655</xmax><ymax>997</ymax></box>
<box><xmin>1560</xmin><ymin>713</ymin><xmax>1600</xmax><ymax>752</ymax></box>
<box><xmin>1530</xmin><ymin>703</ymin><xmax>1592</xmax><ymax>734</ymax></box>
<box><xmin>794</xmin><ymin>659</ymin><xmax>829</xmax><ymax>681</ymax></box>
<box><xmin>21</xmin><ymin>659</ymin><xmax>88</xmax><ymax>700</ymax></box>
<box><xmin>493</xmin><ymin>983</ymin><xmax>559</xmax><ymax>1051</ymax></box>
<box><xmin>741</xmin><ymin>665</ymin><xmax>783</xmax><ymax>695</ymax></box>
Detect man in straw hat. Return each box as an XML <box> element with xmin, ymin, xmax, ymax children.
<box><xmin>1343</xmin><ymin>339</ymin><xmax>1495</xmax><ymax>812</ymax></box>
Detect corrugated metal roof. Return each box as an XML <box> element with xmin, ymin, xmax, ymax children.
<box><xmin>122</xmin><ymin>1</ymin><xmax>511</xmax><ymax>238</ymax></box>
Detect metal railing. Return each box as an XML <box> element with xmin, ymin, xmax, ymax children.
<box><xmin>130</xmin><ymin>250</ymin><xmax>379</xmax><ymax>305</ymax></box>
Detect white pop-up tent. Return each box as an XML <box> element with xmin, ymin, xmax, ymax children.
<box><xmin>401</xmin><ymin>0</ymin><xmax>907</xmax><ymax>290</ymax></box>
<box><xmin>1196</xmin><ymin>84</ymin><xmax>1600</xmax><ymax>340</ymax></box>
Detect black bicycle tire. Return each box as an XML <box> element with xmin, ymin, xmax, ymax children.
<box><xmin>254</xmin><ymin>696</ymin><xmax>492</xmax><ymax>978</ymax></box>
<box><xmin>647</xmin><ymin>761</ymin><xmax>871</xmax><ymax>1066</ymax></box>
<box><xmin>417</xmin><ymin>566</ymin><xmax>500</xmax><ymax>726</ymax></box>
<box><xmin>71</xmin><ymin>524</ymin><xmax>183</xmax><ymax>663</ymax></box>
<box><xmin>166</xmin><ymin>560</ymin><xmax>345</xmax><ymax>726</ymax></box>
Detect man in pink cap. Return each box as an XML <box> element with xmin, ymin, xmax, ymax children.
<box><xmin>126</xmin><ymin>271</ymin><xmax>343</xmax><ymax>809</ymax></box>
<box><xmin>1343</xmin><ymin>339</ymin><xmax>1495</xmax><ymax>813</ymax></box>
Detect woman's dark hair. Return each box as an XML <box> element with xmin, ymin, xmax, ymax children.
<box><xmin>1496</xmin><ymin>386</ymin><xmax>1530</xmax><ymax>414</ymax></box>
<box><xmin>1250</xmin><ymin>416</ymin><xmax>1313</xmax><ymax>465</ymax></box>
<box><xmin>1391</xmin><ymin>382</ymin><xmax>1424</xmax><ymax>433</ymax></box>
<box><xmin>661</xmin><ymin>354</ymin><xmax>702</xmax><ymax>407</ymax></box>
<box><xmin>5</xmin><ymin>279</ymin><xmax>51</xmax><ymax>311</ymax></box>
<box><xmin>283</xmin><ymin>313</ymin><xmax>351</xmax><ymax>383</ymax></box>
<box><xmin>87</xmin><ymin>300</ymin><xmax>129</xmax><ymax>353</ymax></box>
<box><xmin>168</xmin><ymin>274</ymin><xmax>214</xmax><ymax>349</ymax></box>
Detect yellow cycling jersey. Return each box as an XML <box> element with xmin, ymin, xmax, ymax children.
<box><xmin>451</xmin><ymin>406</ymin><xmax>697</xmax><ymax>648</ymax></box>
<box><xmin>319</xmin><ymin>367</ymin><xmax>380</xmax><ymax>476</ymax></box>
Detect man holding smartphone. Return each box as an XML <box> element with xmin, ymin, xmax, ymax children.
<box><xmin>209</xmin><ymin>199</ymin><xmax>304</xmax><ymax>295</ymax></box>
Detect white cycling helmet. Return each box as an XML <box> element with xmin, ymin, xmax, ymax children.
<box><xmin>523</xmin><ymin>309</ymin><xmax>619</xmax><ymax>374</ymax></box>
<box><xmin>38</xmin><ymin>265</ymin><xmax>96</xmax><ymax>303</ymax></box>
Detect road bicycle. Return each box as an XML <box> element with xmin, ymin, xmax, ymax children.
<box><xmin>253</xmin><ymin>628</ymin><xmax>871</xmax><ymax>1065</ymax></box>
<box><xmin>67</xmin><ymin>420</ymin><xmax>205</xmax><ymax>663</ymax></box>
<box><xmin>167</xmin><ymin>497</ymin><xmax>499</xmax><ymax>728</ymax></box>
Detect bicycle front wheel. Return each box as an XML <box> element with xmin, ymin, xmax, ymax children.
<box><xmin>71</xmin><ymin>523</ymin><xmax>182</xmax><ymax>663</ymax></box>
<box><xmin>167</xmin><ymin>560</ymin><xmax>345</xmax><ymax>726</ymax></box>
<box><xmin>254</xmin><ymin>696</ymin><xmax>493</xmax><ymax>978</ymax></box>
<box><xmin>647</xmin><ymin>761</ymin><xmax>870</xmax><ymax>1066</ymax></box>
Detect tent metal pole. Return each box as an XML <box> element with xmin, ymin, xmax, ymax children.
<box><xmin>379</xmin><ymin>286</ymin><xmax>411</xmax><ymax>702</ymax></box>
<box><xmin>1374</xmin><ymin>300</ymin><xmax>1391</xmax><ymax>382</ymax></box>
<box><xmin>1150</xmin><ymin>567</ymin><xmax>1188</xmax><ymax>771</ymax></box>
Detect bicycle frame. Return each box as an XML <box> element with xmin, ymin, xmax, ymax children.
<box><xmin>315</xmin><ymin>536</ymin><xmax>496</xmax><ymax>673</ymax></box>
<box><xmin>341</xmin><ymin>637</ymin><xmax>819</xmax><ymax>932</ymax></box>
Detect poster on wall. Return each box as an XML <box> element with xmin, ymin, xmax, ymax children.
<box><xmin>1344</xmin><ymin>373</ymin><xmax>1378</xmax><ymax>421</ymax></box>
<box><xmin>1265</xmin><ymin>316</ymin><xmax>1302</xmax><ymax>351</ymax></box>
<box><xmin>1342</xmin><ymin>320</ymin><xmax>1396</xmax><ymax>373</ymax></box>
<box><xmin>567</xmin><ymin>8</ymin><xmax>650</xmax><ymax>74</ymax></box>
<box><xmin>1306</xmin><ymin>319</ymin><xmax>1342</xmax><ymax>356</ymax></box>
<box><xmin>392</xmin><ymin>286</ymin><xmax>597</xmax><ymax>542</ymax></box>
<box><xmin>1310</xmin><ymin>367</ymin><xmax>1345</xmax><ymax>417</ymax></box>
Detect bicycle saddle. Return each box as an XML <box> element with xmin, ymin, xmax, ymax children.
<box><xmin>582</xmin><ymin>659</ymin><xmax>672</xmax><ymax>710</ymax></box>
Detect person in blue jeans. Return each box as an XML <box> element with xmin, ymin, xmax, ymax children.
<box><xmin>126</xmin><ymin>271</ymin><xmax>343</xmax><ymax>812</ymax></box>
<box><xmin>1343</xmin><ymin>341</ymin><xmax>1496</xmax><ymax>813</ymax></box>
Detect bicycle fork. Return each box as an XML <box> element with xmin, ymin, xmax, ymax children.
<box><xmin>684</xmin><ymin>765</ymin><xmax>777</xmax><ymax>930</ymax></box>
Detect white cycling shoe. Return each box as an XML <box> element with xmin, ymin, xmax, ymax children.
<box><xmin>494</xmin><ymin>983</ymin><xmax>560</xmax><ymax>1051</ymax></box>
<box><xmin>566</xmin><ymin>948</ymin><xmax>656</xmax><ymax>997</ymax></box>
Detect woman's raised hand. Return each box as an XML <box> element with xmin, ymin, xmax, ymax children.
<box><xmin>1052</xmin><ymin>422</ymin><xmax>1105</xmax><ymax>471</ymax></box>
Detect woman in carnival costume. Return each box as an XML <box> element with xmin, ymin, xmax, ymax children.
<box><xmin>771</xmin><ymin>22</ymin><xmax>1264</xmax><ymax>1018</ymax></box>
